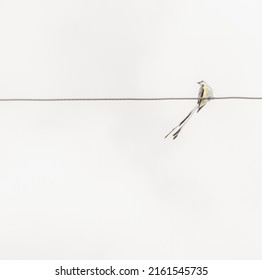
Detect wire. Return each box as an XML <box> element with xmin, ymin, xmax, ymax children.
<box><xmin>0</xmin><ymin>97</ymin><xmax>262</xmax><ymax>102</ymax></box>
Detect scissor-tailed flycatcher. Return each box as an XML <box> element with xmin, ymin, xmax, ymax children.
<box><xmin>165</xmin><ymin>81</ymin><xmax>213</xmax><ymax>140</ymax></box>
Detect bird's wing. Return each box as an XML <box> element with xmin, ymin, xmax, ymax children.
<box><xmin>197</xmin><ymin>85</ymin><xmax>204</xmax><ymax>109</ymax></box>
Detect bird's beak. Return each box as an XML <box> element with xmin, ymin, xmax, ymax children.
<box><xmin>197</xmin><ymin>81</ymin><xmax>201</xmax><ymax>84</ymax></box>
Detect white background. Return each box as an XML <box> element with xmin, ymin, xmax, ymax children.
<box><xmin>0</xmin><ymin>0</ymin><xmax>262</xmax><ymax>259</ymax></box>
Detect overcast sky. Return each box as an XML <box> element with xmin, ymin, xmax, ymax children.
<box><xmin>0</xmin><ymin>0</ymin><xmax>262</xmax><ymax>259</ymax></box>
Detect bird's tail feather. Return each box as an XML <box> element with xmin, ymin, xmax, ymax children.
<box><xmin>164</xmin><ymin>105</ymin><xmax>198</xmax><ymax>140</ymax></box>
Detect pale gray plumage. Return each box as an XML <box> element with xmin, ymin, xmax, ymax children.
<box><xmin>165</xmin><ymin>81</ymin><xmax>213</xmax><ymax>140</ymax></box>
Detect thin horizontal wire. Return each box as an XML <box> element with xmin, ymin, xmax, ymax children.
<box><xmin>0</xmin><ymin>97</ymin><xmax>262</xmax><ymax>102</ymax></box>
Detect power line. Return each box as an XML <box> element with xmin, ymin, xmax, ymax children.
<box><xmin>0</xmin><ymin>97</ymin><xmax>262</xmax><ymax>102</ymax></box>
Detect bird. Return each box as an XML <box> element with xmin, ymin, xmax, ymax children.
<box><xmin>165</xmin><ymin>81</ymin><xmax>213</xmax><ymax>140</ymax></box>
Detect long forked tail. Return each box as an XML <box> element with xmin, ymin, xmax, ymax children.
<box><xmin>164</xmin><ymin>105</ymin><xmax>198</xmax><ymax>140</ymax></box>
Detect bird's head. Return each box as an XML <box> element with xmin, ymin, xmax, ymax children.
<box><xmin>197</xmin><ymin>80</ymin><xmax>207</xmax><ymax>86</ymax></box>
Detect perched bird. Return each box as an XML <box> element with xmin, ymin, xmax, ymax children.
<box><xmin>165</xmin><ymin>81</ymin><xmax>213</xmax><ymax>140</ymax></box>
